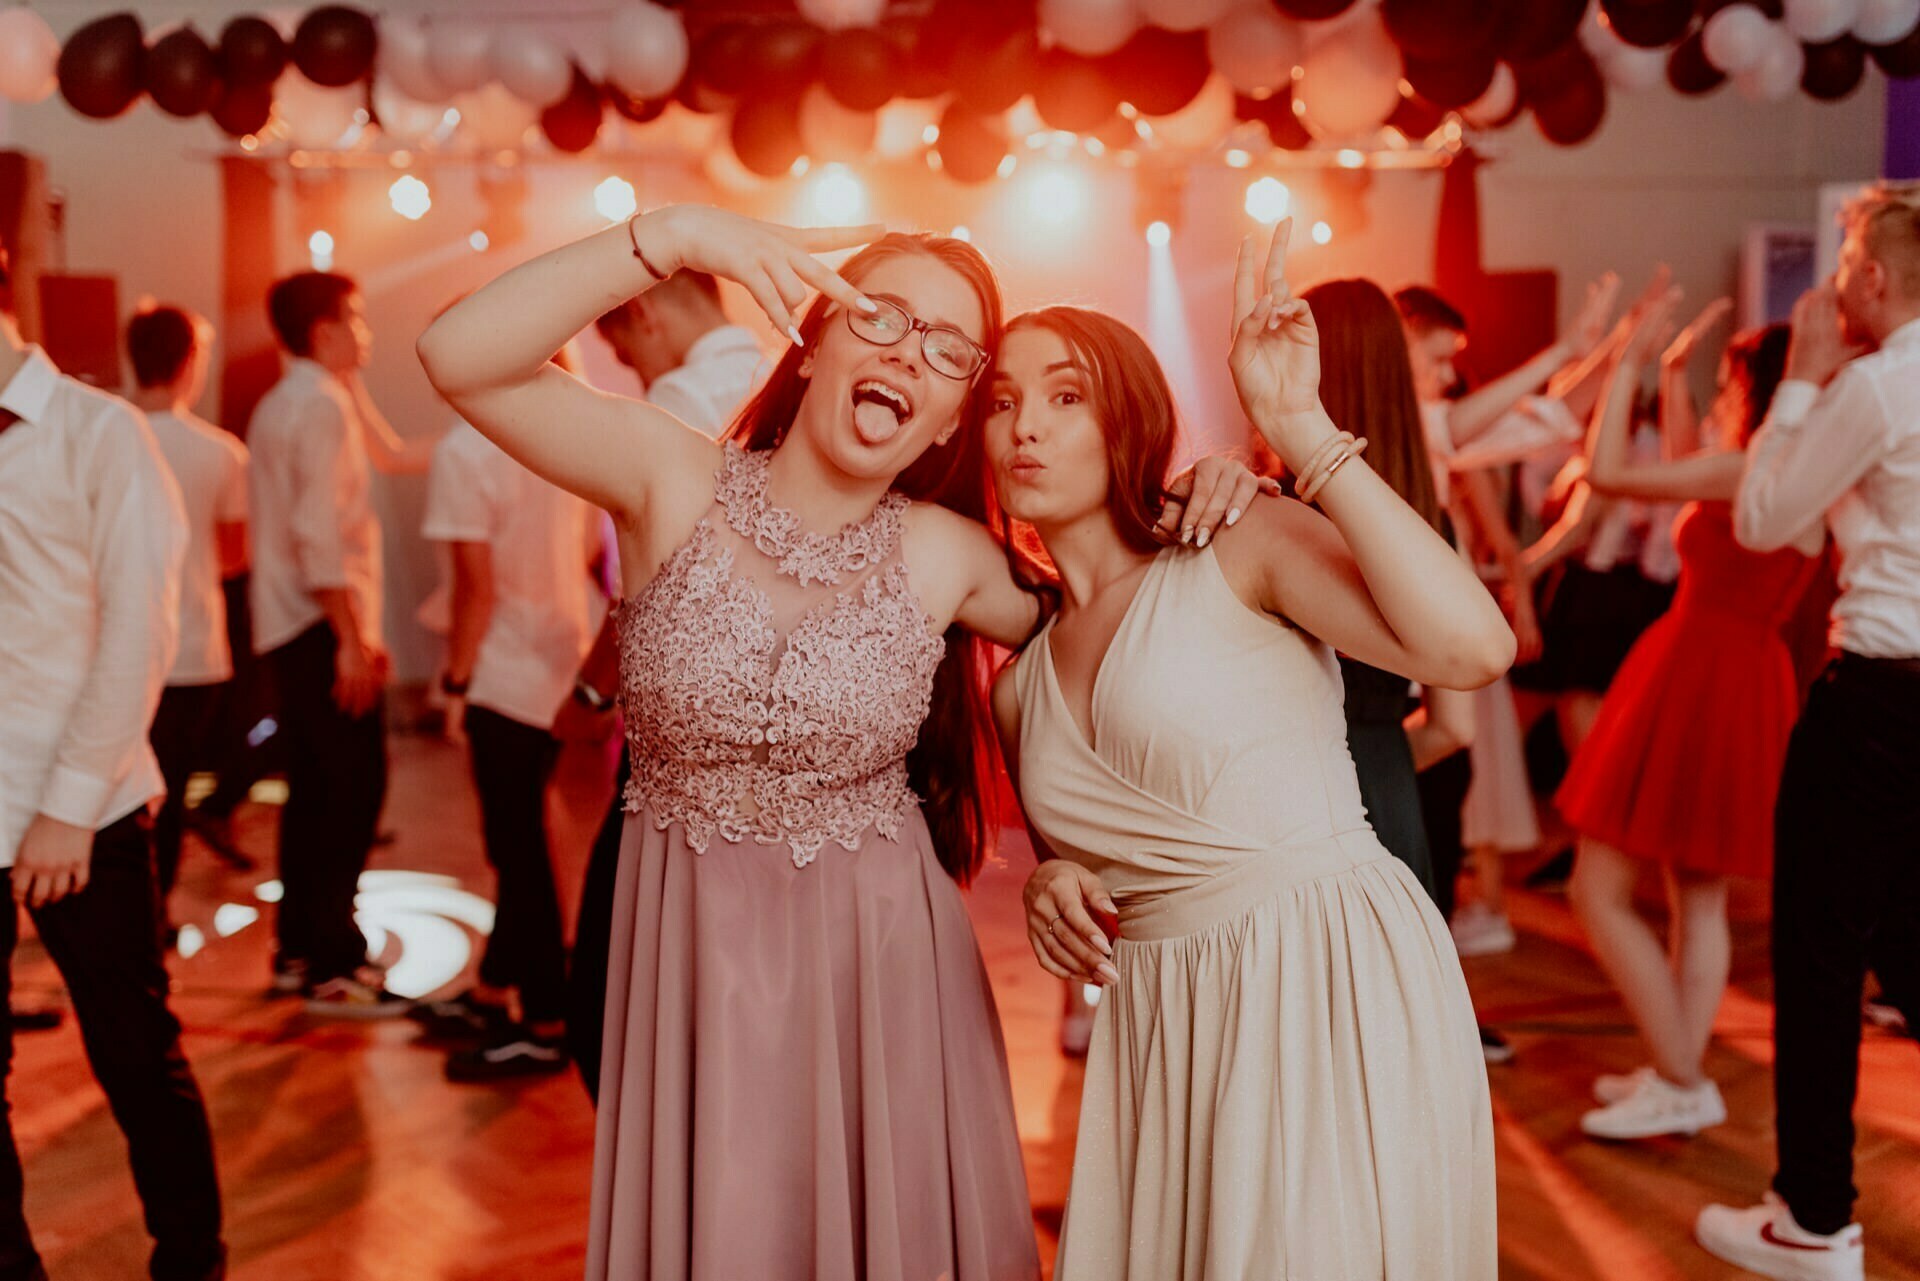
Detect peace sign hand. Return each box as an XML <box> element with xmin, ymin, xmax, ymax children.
<box><xmin>1229</xmin><ymin>218</ymin><xmax>1323</xmax><ymax>463</ymax></box>
<box><xmin>632</xmin><ymin>205</ymin><xmax>887</xmax><ymax>345</ymax></box>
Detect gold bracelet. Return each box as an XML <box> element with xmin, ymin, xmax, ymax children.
<box><xmin>1301</xmin><ymin>437</ymin><xmax>1369</xmax><ymax>504</ymax></box>
<box><xmin>1292</xmin><ymin>431</ymin><xmax>1352</xmax><ymax>499</ymax></box>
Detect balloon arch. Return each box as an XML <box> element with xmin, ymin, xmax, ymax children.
<box><xmin>1</xmin><ymin>0</ymin><xmax>1913</xmax><ymax>182</ymax></box>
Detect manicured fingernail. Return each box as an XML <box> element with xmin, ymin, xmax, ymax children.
<box><xmin>1097</xmin><ymin>962</ymin><xmax>1121</xmax><ymax>985</ymax></box>
<box><xmin>1226</xmin><ymin>506</ymin><xmax>1242</xmax><ymax>526</ymax></box>
<box><xmin>1088</xmin><ymin>932</ymin><xmax>1111</xmax><ymax>956</ymax></box>
<box><xmin>1196</xmin><ymin>527</ymin><xmax>1211</xmax><ymax>548</ymax></box>
<box><xmin>787</xmin><ymin>325</ymin><xmax>805</xmax><ymax>347</ymax></box>
<box><xmin>857</xmin><ymin>295</ymin><xmax>879</xmax><ymax>313</ymax></box>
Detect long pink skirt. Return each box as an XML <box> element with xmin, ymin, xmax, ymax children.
<box><xmin>586</xmin><ymin>808</ymin><xmax>1041</xmax><ymax>1281</ymax></box>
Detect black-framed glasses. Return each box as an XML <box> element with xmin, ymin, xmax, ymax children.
<box><xmin>844</xmin><ymin>297</ymin><xmax>987</xmax><ymax>381</ymax></box>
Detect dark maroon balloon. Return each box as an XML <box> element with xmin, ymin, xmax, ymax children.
<box><xmin>1102</xmin><ymin>28</ymin><xmax>1211</xmax><ymax>117</ymax></box>
<box><xmin>1032</xmin><ymin>49</ymin><xmax>1121</xmax><ymax>132</ymax></box>
<box><xmin>540</xmin><ymin>67</ymin><xmax>604</xmax><ymax>153</ymax></box>
<box><xmin>607</xmin><ymin>86</ymin><xmax>668</xmax><ymax>123</ymax></box>
<box><xmin>950</xmin><ymin>26</ymin><xmax>1039</xmax><ymax>114</ymax></box>
<box><xmin>291</xmin><ymin>5</ymin><xmax>376</xmax><ymax>88</ymax></box>
<box><xmin>1600</xmin><ymin>0</ymin><xmax>1694</xmax><ymax>48</ymax></box>
<box><xmin>690</xmin><ymin>25</ymin><xmax>755</xmax><ymax>97</ymax></box>
<box><xmin>57</xmin><ymin>13</ymin><xmax>146</xmax><ymax>119</ymax></box>
<box><xmin>146</xmin><ymin>27</ymin><xmax>220</xmax><ymax>118</ymax></box>
<box><xmin>1495</xmin><ymin>0</ymin><xmax>1588</xmax><ymax>61</ymax></box>
<box><xmin>1696</xmin><ymin>0</ymin><xmax>1784</xmax><ymax>18</ymax></box>
<box><xmin>1529</xmin><ymin>45</ymin><xmax>1606</xmax><ymax>144</ymax></box>
<box><xmin>741</xmin><ymin>22</ymin><xmax>821</xmax><ymax>98</ymax></box>
<box><xmin>1666</xmin><ymin>28</ymin><xmax>1727</xmax><ymax>93</ymax></box>
<box><xmin>217</xmin><ymin>16</ymin><xmax>286</xmax><ymax>88</ymax></box>
<box><xmin>820</xmin><ymin>29</ymin><xmax>896</xmax><ymax>111</ymax></box>
<box><xmin>1800</xmin><ymin>36</ymin><xmax>1867</xmax><ymax>98</ymax></box>
<box><xmin>1383</xmin><ymin>0</ymin><xmax>1500</xmax><ymax>60</ymax></box>
<box><xmin>211</xmin><ymin>80</ymin><xmax>274</xmax><ymax>136</ymax></box>
<box><xmin>1388</xmin><ymin>91</ymin><xmax>1447</xmax><ymax>138</ymax></box>
<box><xmin>1404</xmin><ymin>48</ymin><xmax>1498</xmax><ymax>107</ymax></box>
<box><xmin>731</xmin><ymin>94</ymin><xmax>806</xmax><ymax>177</ymax></box>
<box><xmin>1271</xmin><ymin>0</ymin><xmax>1359</xmax><ymax>18</ymax></box>
<box><xmin>1868</xmin><ymin>23</ymin><xmax>1920</xmax><ymax>77</ymax></box>
<box><xmin>934</xmin><ymin>104</ymin><xmax>1008</xmax><ymax>183</ymax></box>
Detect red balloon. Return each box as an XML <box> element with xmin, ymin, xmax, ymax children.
<box><xmin>690</xmin><ymin>25</ymin><xmax>755</xmax><ymax>96</ymax></box>
<box><xmin>146</xmin><ymin>27</ymin><xmax>220</xmax><ymax>118</ymax></box>
<box><xmin>608</xmin><ymin>86</ymin><xmax>668</xmax><ymax>123</ymax></box>
<box><xmin>1272</xmin><ymin>0</ymin><xmax>1358</xmax><ymax>18</ymax></box>
<box><xmin>218</xmin><ymin>16</ymin><xmax>286</xmax><ymax>88</ymax></box>
<box><xmin>950</xmin><ymin>27</ymin><xmax>1039</xmax><ymax>114</ymax></box>
<box><xmin>731</xmin><ymin>95</ymin><xmax>806</xmax><ymax>176</ymax></box>
<box><xmin>821</xmin><ymin>29</ymin><xmax>897</xmax><ymax>111</ymax></box>
<box><xmin>1528</xmin><ymin>46</ymin><xmax>1607</xmax><ymax>144</ymax></box>
<box><xmin>211</xmin><ymin>79</ymin><xmax>274</xmax><ymax>136</ymax></box>
<box><xmin>292</xmin><ymin>5</ymin><xmax>376</xmax><ymax>88</ymax></box>
<box><xmin>1496</xmin><ymin>0</ymin><xmax>1588</xmax><ymax>61</ymax></box>
<box><xmin>541</xmin><ymin>67</ymin><xmax>604</xmax><ymax>153</ymax></box>
<box><xmin>1032</xmin><ymin>50</ymin><xmax>1121</xmax><ymax>132</ymax></box>
<box><xmin>1405</xmin><ymin>48</ymin><xmax>1498</xmax><ymax>107</ymax></box>
<box><xmin>1384</xmin><ymin>0</ymin><xmax>1500</xmax><ymax>60</ymax></box>
<box><xmin>934</xmin><ymin>104</ymin><xmax>1007</xmax><ymax>183</ymax></box>
<box><xmin>1599</xmin><ymin>0</ymin><xmax>1693</xmax><ymax>48</ymax></box>
<box><xmin>1103</xmin><ymin>28</ymin><xmax>1212</xmax><ymax>117</ymax></box>
<box><xmin>57</xmin><ymin>13</ymin><xmax>146</xmax><ymax>119</ymax></box>
<box><xmin>1666</xmin><ymin>28</ymin><xmax>1727</xmax><ymax>92</ymax></box>
<box><xmin>741</xmin><ymin>23</ymin><xmax>821</xmax><ymax>97</ymax></box>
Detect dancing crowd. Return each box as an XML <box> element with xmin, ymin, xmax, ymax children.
<box><xmin>0</xmin><ymin>176</ymin><xmax>1915</xmax><ymax>1281</ymax></box>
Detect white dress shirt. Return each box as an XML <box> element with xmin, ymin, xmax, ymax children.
<box><xmin>422</xmin><ymin>422</ymin><xmax>596</xmax><ymax>730</ymax></box>
<box><xmin>645</xmin><ymin>325</ymin><xmax>771</xmax><ymax>438</ymax></box>
<box><xmin>1737</xmin><ymin>316</ymin><xmax>1920</xmax><ymax>659</ymax></box>
<box><xmin>0</xmin><ymin>348</ymin><xmax>186</xmax><ymax>865</ymax></box>
<box><xmin>149</xmin><ymin>409</ymin><xmax>248</xmax><ymax>686</ymax></box>
<box><xmin>247</xmin><ymin>358</ymin><xmax>383</xmax><ymax>654</ymax></box>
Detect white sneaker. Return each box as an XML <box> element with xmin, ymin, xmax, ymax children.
<box><xmin>1580</xmin><ymin>1072</ymin><xmax>1726</xmax><ymax>1139</ymax></box>
<box><xmin>1592</xmin><ymin>1064</ymin><xmax>1656</xmax><ymax>1105</ymax></box>
<box><xmin>1449</xmin><ymin>903</ymin><xmax>1517</xmax><ymax>957</ymax></box>
<box><xmin>1696</xmin><ymin>1196</ymin><xmax>1864</xmax><ymax>1281</ymax></box>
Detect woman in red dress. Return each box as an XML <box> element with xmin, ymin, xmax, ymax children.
<box><xmin>1557</xmin><ymin>293</ymin><xmax>1822</xmax><ymax>1142</ymax></box>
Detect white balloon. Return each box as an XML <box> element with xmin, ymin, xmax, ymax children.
<box><xmin>1702</xmin><ymin>5</ymin><xmax>1774</xmax><ymax>74</ymax></box>
<box><xmin>1138</xmin><ymin>0</ymin><xmax>1236</xmax><ymax>33</ymax></box>
<box><xmin>1207</xmin><ymin>6</ymin><xmax>1304</xmax><ymax>95</ymax></box>
<box><xmin>875</xmin><ymin>97</ymin><xmax>941</xmax><ymax>159</ymax></box>
<box><xmin>1293</xmin><ymin>10</ymin><xmax>1402</xmax><ymax>139</ymax></box>
<box><xmin>454</xmin><ymin>82</ymin><xmax>539</xmax><ymax>151</ymax></box>
<box><xmin>1853</xmin><ymin>0</ymin><xmax>1920</xmax><ymax>41</ymax></box>
<box><xmin>0</xmin><ymin>8</ymin><xmax>59</xmax><ymax>105</ymax></box>
<box><xmin>492</xmin><ymin>32</ymin><xmax>574</xmax><ymax>108</ymax></box>
<box><xmin>379</xmin><ymin>17</ymin><xmax>450</xmax><ymax>104</ymax></box>
<box><xmin>798</xmin><ymin>83</ymin><xmax>878</xmax><ymax>161</ymax></box>
<box><xmin>428</xmin><ymin>20</ymin><xmax>497</xmax><ymax>95</ymax></box>
<box><xmin>1461</xmin><ymin>61</ymin><xmax>1518</xmax><ymax>127</ymax></box>
<box><xmin>372</xmin><ymin>78</ymin><xmax>448</xmax><ymax>146</ymax></box>
<box><xmin>1785</xmin><ymin>0</ymin><xmax>1864</xmax><ymax>42</ymax></box>
<box><xmin>796</xmin><ymin>0</ymin><xmax>889</xmax><ymax>32</ymax></box>
<box><xmin>608</xmin><ymin>3</ymin><xmax>690</xmax><ymax>100</ymax></box>
<box><xmin>1602</xmin><ymin>44</ymin><xmax>1668</xmax><ymax>91</ymax></box>
<box><xmin>1142</xmin><ymin>73</ymin><xmax>1236</xmax><ymax>148</ymax></box>
<box><xmin>1736</xmin><ymin>24</ymin><xmax>1807</xmax><ymax>99</ymax></box>
<box><xmin>276</xmin><ymin>71</ymin><xmax>364</xmax><ymax>149</ymax></box>
<box><xmin>1040</xmin><ymin>0</ymin><xmax>1139</xmax><ymax>57</ymax></box>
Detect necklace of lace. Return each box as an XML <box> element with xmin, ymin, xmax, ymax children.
<box><xmin>715</xmin><ymin>447</ymin><xmax>907</xmax><ymax>587</ymax></box>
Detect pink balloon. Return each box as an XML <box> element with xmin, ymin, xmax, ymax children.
<box><xmin>1702</xmin><ymin>5</ymin><xmax>1773</xmax><ymax>74</ymax></box>
<box><xmin>1294</xmin><ymin>12</ymin><xmax>1402</xmax><ymax>140</ymax></box>
<box><xmin>1853</xmin><ymin>0</ymin><xmax>1920</xmax><ymax>41</ymax></box>
<box><xmin>1785</xmin><ymin>0</ymin><xmax>1863</xmax><ymax>42</ymax></box>
<box><xmin>798</xmin><ymin>83</ymin><xmax>877</xmax><ymax>161</ymax></box>
<box><xmin>379</xmin><ymin>17</ymin><xmax>450</xmax><ymax>104</ymax></box>
<box><xmin>1142</xmin><ymin>72</ymin><xmax>1236</xmax><ymax>148</ymax></box>
<box><xmin>0</xmin><ymin>9</ymin><xmax>59</xmax><ymax>104</ymax></box>
<box><xmin>1461</xmin><ymin>62</ymin><xmax>1518</xmax><ymax>128</ymax></box>
<box><xmin>795</xmin><ymin>0</ymin><xmax>889</xmax><ymax>32</ymax></box>
<box><xmin>454</xmin><ymin>82</ymin><xmax>538</xmax><ymax>151</ymax></box>
<box><xmin>277</xmin><ymin>70</ymin><xmax>364</xmax><ymax>149</ymax></box>
<box><xmin>428</xmin><ymin>20</ymin><xmax>496</xmax><ymax>95</ymax></box>
<box><xmin>1735</xmin><ymin>25</ymin><xmax>1806</xmax><ymax>99</ymax></box>
<box><xmin>607</xmin><ymin>2</ymin><xmax>689</xmax><ymax>100</ymax></box>
<box><xmin>371</xmin><ymin>78</ymin><xmax>446</xmax><ymax>145</ymax></box>
<box><xmin>1207</xmin><ymin>7</ymin><xmax>1305</xmax><ymax>95</ymax></box>
<box><xmin>1602</xmin><ymin>44</ymin><xmax>1668</xmax><ymax>91</ymax></box>
<box><xmin>1040</xmin><ymin>0</ymin><xmax>1139</xmax><ymax>57</ymax></box>
<box><xmin>493</xmin><ymin>32</ymin><xmax>573</xmax><ymax>108</ymax></box>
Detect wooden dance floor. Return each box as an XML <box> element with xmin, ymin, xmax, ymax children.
<box><xmin>11</xmin><ymin>731</ymin><xmax>1917</xmax><ymax>1279</ymax></box>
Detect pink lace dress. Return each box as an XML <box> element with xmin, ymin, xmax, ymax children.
<box><xmin>586</xmin><ymin>447</ymin><xmax>1039</xmax><ymax>1281</ymax></box>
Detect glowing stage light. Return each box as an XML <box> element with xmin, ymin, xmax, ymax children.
<box><xmin>1337</xmin><ymin>149</ymin><xmax>1366</xmax><ymax>169</ymax></box>
<box><xmin>1145</xmin><ymin>220</ymin><xmax>1171</xmax><ymax>247</ymax></box>
<box><xmin>1020</xmin><ymin>162</ymin><xmax>1085</xmax><ymax>226</ymax></box>
<box><xmin>1312</xmin><ymin>220</ymin><xmax>1333</xmax><ymax>244</ymax></box>
<box><xmin>1225</xmin><ymin>149</ymin><xmax>1251</xmax><ymax>168</ymax></box>
<box><xmin>807</xmin><ymin>164</ymin><xmax>869</xmax><ymax>224</ymax></box>
<box><xmin>1244</xmin><ymin>177</ymin><xmax>1291</xmax><ymax>225</ymax></box>
<box><xmin>469</xmin><ymin>230</ymin><xmax>490</xmax><ymax>252</ymax></box>
<box><xmin>307</xmin><ymin>230</ymin><xmax>334</xmax><ymax>270</ymax></box>
<box><xmin>388</xmin><ymin>174</ymin><xmax>431</xmax><ymax>221</ymax></box>
<box><xmin>951</xmin><ymin>225</ymin><xmax>971</xmax><ymax>242</ymax></box>
<box><xmin>594</xmin><ymin>175</ymin><xmax>637</xmax><ymax>223</ymax></box>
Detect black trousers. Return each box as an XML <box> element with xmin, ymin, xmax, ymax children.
<box><xmin>0</xmin><ymin>812</ymin><xmax>225</xmax><ymax>1281</ymax></box>
<box><xmin>1418</xmin><ymin>751</ymin><xmax>1475</xmax><ymax>922</ymax></box>
<box><xmin>464</xmin><ymin>706</ymin><xmax>567</xmax><ymax>1024</ymax></box>
<box><xmin>149</xmin><ymin>683</ymin><xmax>227</xmax><ymax>903</ymax></box>
<box><xmin>567</xmin><ymin>746</ymin><xmax>630</xmax><ymax>1102</ymax></box>
<box><xmin>1770</xmin><ymin>655</ymin><xmax>1920</xmax><ymax>1235</ymax></box>
<box><xmin>198</xmin><ymin>575</ymin><xmax>279</xmax><ymax>822</ymax></box>
<box><xmin>265</xmin><ymin>623</ymin><xmax>386</xmax><ymax>984</ymax></box>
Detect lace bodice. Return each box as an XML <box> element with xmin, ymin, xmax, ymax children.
<box><xmin>617</xmin><ymin>448</ymin><xmax>945</xmax><ymax>867</ymax></box>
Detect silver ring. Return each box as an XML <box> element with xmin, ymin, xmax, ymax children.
<box><xmin>1047</xmin><ymin>916</ymin><xmax>1062</xmax><ymax>937</ymax></box>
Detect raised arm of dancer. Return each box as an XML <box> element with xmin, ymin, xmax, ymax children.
<box><xmin>1658</xmin><ymin>297</ymin><xmax>1731</xmax><ymax>460</ymax></box>
<box><xmin>342</xmin><ymin>371</ymin><xmax>436</xmax><ymax>475</ymax></box>
<box><xmin>1222</xmin><ymin>222</ymin><xmax>1514</xmax><ymax>691</ymax></box>
<box><xmin>1447</xmin><ymin>273</ymin><xmax>1618</xmax><ymax>447</ymax></box>
<box><xmin>418</xmin><ymin>206</ymin><xmax>881</xmax><ymax>519</ymax></box>
<box><xmin>1520</xmin><ymin>470</ymin><xmax>1608</xmax><ymax>580</ymax></box>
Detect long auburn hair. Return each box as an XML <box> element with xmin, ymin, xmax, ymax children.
<box><xmin>1719</xmin><ymin>323</ymin><xmax>1791</xmax><ymax>448</ymax></box>
<box><xmin>724</xmin><ymin>233</ymin><xmax>1018</xmax><ymax>885</ymax></box>
<box><xmin>1302</xmin><ymin>278</ymin><xmax>1444</xmax><ymax>531</ymax></box>
<box><xmin>1001</xmin><ymin>306</ymin><xmax>1180</xmax><ymax>559</ymax></box>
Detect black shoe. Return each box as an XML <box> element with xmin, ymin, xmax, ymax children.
<box><xmin>1523</xmin><ymin>847</ymin><xmax>1575</xmax><ymax>892</ymax></box>
<box><xmin>303</xmin><ymin>972</ymin><xmax>415</xmax><ymax>1020</ymax></box>
<box><xmin>445</xmin><ymin>1028</ymin><xmax>568</xmax><ymax>1081</ymax></box>
<box><xmin>408</xmin><ymin>990</ymin><xmax>511</xmax><ymax>1041</ymax></box>
<box><xmin>1480</xmin><ymin>1025</ymin><xmax>1515</xmax><ymax>1065</ymax></box>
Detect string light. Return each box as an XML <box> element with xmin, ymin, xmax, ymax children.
<box><xmin>594</xmin><ymin>175</ymin><xmax>637</xmax><ymax>223</ymax></box>
<box><xmin>1244</xmin><ymin>177</ymin><xmax>1291</xmax><ymax>225</ymax></box>
<box><xmin>388</xmin><ymin>174</ymin><xmax>431</xmax><ymax>220</ymax></box>
<box><xmin>1312</xmin><ymin>220</ymin><xmax>1333</xmax><ymax>245</ymax></box>
<box><xmin>308</xmin><ymin>230</ymin><xmax>334</xmax><ymax>270</ymax></box>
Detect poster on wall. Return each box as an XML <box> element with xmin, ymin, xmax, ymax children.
<box><xmin>1740</xmin><ymin>224</ymin><xmax>1816</xmax><ymax>330</ymax></box>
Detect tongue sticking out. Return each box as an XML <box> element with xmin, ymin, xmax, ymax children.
<box><xmin>853</xmin><ymin>398</ymin><xmax>903</xmax><ymax>445</ymax></box>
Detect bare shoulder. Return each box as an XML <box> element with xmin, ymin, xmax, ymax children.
<box><xmin>901</xmin><ymin>497</ymin><xmax>996</xmax><ymax>552</ymax></box>
<box><xmin>1208</xmin><ymin>496</ymin><xmax>1337</xmax><ymax>602</ymax></box>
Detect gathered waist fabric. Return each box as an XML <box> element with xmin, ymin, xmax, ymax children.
<box><xmin>1115</xmin><ymin>828</ymin><xmax>1390</xmax><ymax>943</ymax></box>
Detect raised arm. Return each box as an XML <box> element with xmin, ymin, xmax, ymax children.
<box><xmin>1447</xmin><ymin>273</ymin><xmax>1618</xmax><ymax>447</ymax></box>
<box><xmin>1223</xmin><ymin>222</ymin><xmax>1514</xmax><ymax>691</ymax></box>
<box><xmin>416</xmin><ymin>206</ymin><xmax>882</xmax><ymax>519</ymax></box>
<box><xmin>1658</xmin><ymin>297</ymin><xmax>1731</xmax><ymax>461</ymax></box>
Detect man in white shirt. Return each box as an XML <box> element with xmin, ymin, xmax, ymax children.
<box><xmin>0</xmin><ymin>239</ymin><xmax>226</xmax><ymax>1280</ymax></box>
<box><xmin>248</xmin><ymin>271</ymin><xmax>420</xmax><ymax>1018</ymax></box>
<box><xmin>128</xmin><ymin>306</ymin><xmax>249</xmax><ymax>923</ymax></box>
<box><xmin>417</xmin><ymin>418</ymin><xmax>595</xmax><ymax>1080</ymax></box>
<box><xmin>1698</xmin><ymin>181</ymin><xmax>1920</xmax><ymax>1281</ymax></box>
<box><xmin>568</xmin><ymin>274</ymin><xmax>770</xmax><ymax>1098</ymax></box>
